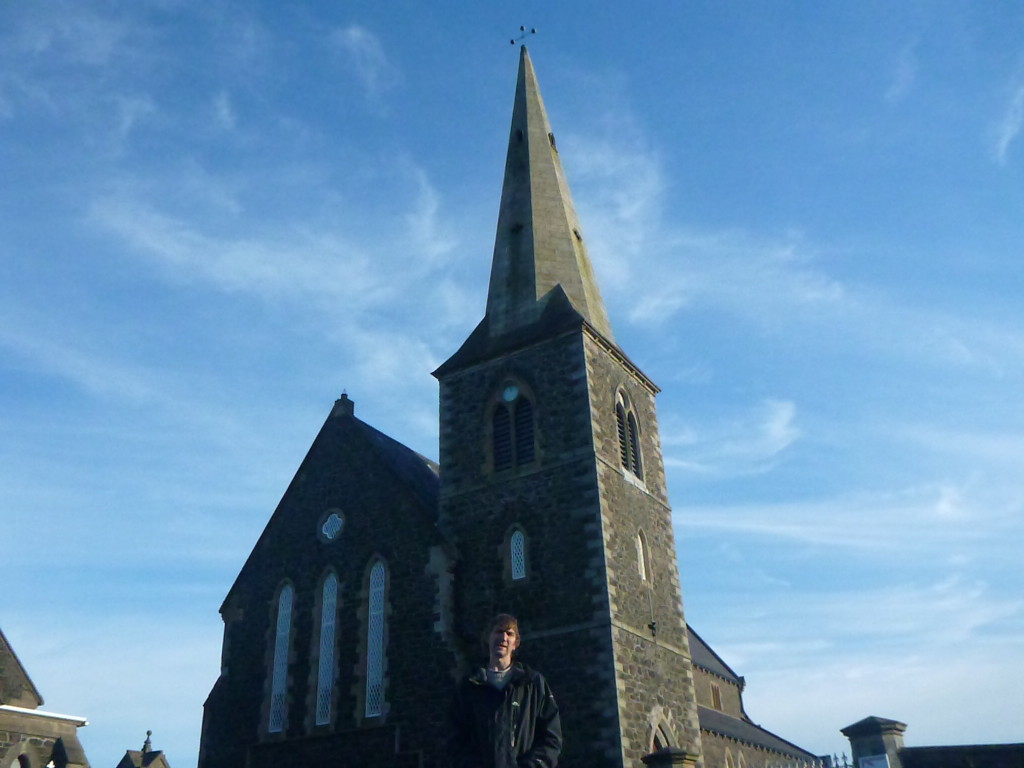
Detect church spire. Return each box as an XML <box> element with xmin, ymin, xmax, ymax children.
<box><xmin>484</xmin><ymin>46</ymin><xmax>614</xmax><ymax>342</ymax></box>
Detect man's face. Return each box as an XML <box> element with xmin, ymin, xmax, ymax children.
<box><xmin>488</xmin><ymin>625</ymin><xmax>520</xmax><ymax>668</ymax></box>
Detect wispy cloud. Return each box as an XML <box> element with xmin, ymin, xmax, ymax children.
<box><xmin>331</xmin><ymin>25</ymin><xmax>400</xmax><ymax>104</ymax></box>
<box><xmin>212</xmin><ymin>90</ymin><xmax>236</xmax><ymax>131</ymax></box>
<box><xmin>674</xmin><ymin>479</ymin><xmax>1020</xmax><ymax>554</ymax></box>
<box><xmin>664</xmin><ymin>398</ymin><xmax>799</xmax><ymax>475</ymax></box>
<box><xmin>88</xmin><ymin>195</ymin><xmax>390</xmax><ymax>307</ymax></box>
<box><xmin>401</xmin><ymin>166</ymin><xmax>459</xmax><ymax>266</ymax></box>
<box><xmin>885</xmin><ymin>45</ymin><xmax>917</xmax><ymax>103</ymax></box>
<box><xmin>993</xmin><ymin>80</ymin><xmax>1024</xmax><ymax>164</ymax></box>
<box><xmin>717</xmin><ymin>577</ymin><xmax>1024</xmax><ymax>754</ymax></box>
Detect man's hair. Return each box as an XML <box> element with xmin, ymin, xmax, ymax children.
<box><xmin>481</xmin><ymin>613</ymin><xmax>520</xmax><ymax>654</ymax></box>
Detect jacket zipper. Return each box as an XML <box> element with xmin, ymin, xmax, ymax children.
<box><xmin>511</xmin><ymin>699</ymin><xmax>520</xmax><ymax>749</ymax></box>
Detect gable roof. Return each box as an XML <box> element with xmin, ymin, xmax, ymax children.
<box><xmin>687</xmin><ymin>625</ymin><xmax>743</xmax><ymax>686</ymax></box>
<box><xmin>116</xmin><ymin>750</ymin><xmax>172</xmax><ymax>768</ymax></box>
<box><xmin>0</xmin><ymin>627</ymin><xmax>43</xmax><ymax>708</ymax></box>
<box><xmin>222</xmin><ymin>395</ymin><xmax>440</xmax><ymax>608</ymax></box>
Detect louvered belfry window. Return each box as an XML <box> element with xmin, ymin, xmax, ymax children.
<box><xmin>269</xmin><ymin>584</ymin><xmax>293</xmax><ymax>733</ymax></box>
<box><xmin>510</xmin><ymin>530</ymin><xmax>527</xmax><ymax>581</ymax></box>
<box><xmin>627</xmin><ymin>411</ymin><xmax>643</xmax><ymax>478</ymax></box>
<box><xmin>365</xmin><ymin>562</ymin><xmax>387</xmax><ymax>717</ymax></box>
<box><xmin>616</xmin><ymin>404</ymin><xmax>629</xmax><ymax>466</ymax></box>
<box><xmin>514</xmin><ymin>398</ymin><xmax>535</xmax><ymax>464</ymax></box>
<box><xmin>493</xmin><ymin>406</ymin><xmax>513</xmax><ymax>471</ymax></box>
<box><xmin>315</xmin><ymin>574</ymin><xmax>338</xmax><ymax>726</ymax></box>
<box><xmin>616</xmin><ymin>393</ymin><xmax>643</xmax><ymax>480</ymax></box>
<box><xmin>492</xmin><ymin>383</ymin><xmax>535</xmax><ymax>471</ymax></box>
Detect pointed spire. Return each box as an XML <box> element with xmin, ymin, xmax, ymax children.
<box><xmin>485</xmin><ymin>46</ymin><xmax>614</xmax><ymax>342</ymax></box>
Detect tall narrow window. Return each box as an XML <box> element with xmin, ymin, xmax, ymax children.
<box><xmin>315</xmin><ymin>574</ymin><xmax>338</xmax><ymax>726</ymax></box>
<box><xmin>711</xmin><ymin>682</ymin><xmax>723</xmax><ymax>711</ymax></box>
<box><xmin>636</xmin><ymin>530</ymin><xmax>649</xmax><ymax>582</ymax></box>
<box><xmin>616</xmin><ymin>392</ymin><xmax>643</xmax><ymax>480</ymax></box>
<box><xmin>365</xmin><ymin>562</ymin><xmax>387</xmax><ymax>717</ymax></box>
<box><xmin>491</xmin><ymin>382</ymin><xmax>536</xmax><ymax>471</ymax></box>
<box><xmin>269</xmin><ymin>584</ymin><xmax>293</xmax><ymax>733</ymax></box>
<box><xmin>627</xmin><ymin>412</ymin><xmax>643</xmax><ymax>478</ymax></box>
<box><xmin>510</xmin><ymin>529</ymin><xmax>527</xmax><ymax>581</ymax></box>
<box><xmin>616</xmin><ymin>403</ymin><xmax>629</xmax><ymax>466</ymax></box>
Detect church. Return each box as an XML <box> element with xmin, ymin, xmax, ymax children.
<box><xmin>197</xmin><ymin>47</ymin><xmax>820</xmax><ymax>768</ymax></box>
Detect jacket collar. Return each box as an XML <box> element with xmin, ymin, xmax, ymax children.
<box><xmin>469</xmin><ymin>661</ymin><xmax>527</xmax><ymax>685</ymax></box>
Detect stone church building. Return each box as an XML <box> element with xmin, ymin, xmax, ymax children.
<box><xmin>198</xmin><ymin>47</ymin><xmax>819</xmax><ymax>768</ymax></box>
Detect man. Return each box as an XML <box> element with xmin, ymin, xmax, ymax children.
<box><xmin>449</xmin><ymin>614</ymin><xmax>562</xmax><ymax>768</ymax></box>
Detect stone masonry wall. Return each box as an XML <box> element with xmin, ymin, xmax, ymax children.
<box><xmin>439</xmin><ymin>330</ymin><xmax>624</xmax><ymax>766</ymax></box>
<box><xmin>584</xmin><ymin>332</ymin><xmax>704</xmax><ymax>768</ymax></box>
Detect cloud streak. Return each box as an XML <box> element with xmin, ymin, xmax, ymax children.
<box><xmin>994</xmin><ymin>81</ymin><xmax>1024</xmax><ymax>164</ymax></box>
<box><xmin>331</xmin><ymin>25</ymin><xmax>400</xmax><ymax>104</ymax></box>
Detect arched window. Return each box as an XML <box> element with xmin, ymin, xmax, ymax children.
<box><xmin>491</xmin><ymin>382</ymin><xmax>536</xmax><ymax>471</ymax></box>
<box><xmin>636</xmin><ymin>530</ymin><xmax>650</xmax><ymax>582</ymax></box>
<box><xmin>365</xmin><ymin>561</ymin><xmax>387</xmax><ymax>718</ymax></box>
<box><xmin>651</xmin><ymin>724</ymin><xmax>675</xmax><ymax>753</ymax></box>
<box><xmin>269</xmin><ymin>584</ymin><xmax>293</xmax><ymax>733</ymax></box>
<box><xmin>510</xmin><ymin>529</ymin><xmax>527</xmax><ymax>581</ymax></box>
<box><xmin>616</xmin><ymin>391</ymin><xmax>643</xmax><ymax>480</ymax></box>
<box><xmin>726</xmin><ymin>749</ymin><xmax>736</xmax><ymax>768</ymax></box>
<box><xmin>315</xmin><ymin>573</ymin><xmax>338</xmax><ymax>726</ymax></box>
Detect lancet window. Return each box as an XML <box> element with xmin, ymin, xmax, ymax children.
<box><xmin>268</xmin><ymin>583</ymin><xmax>293</xmax><ymax>733</ymax></box>
<box><xmin>315</xmin><ymin>573</ymin><xmax>338</xmax><ymax>726</ymax></box>
<box><xmin>615</xmin><ymin>391</ymin><xmax>643</xmax><ymax>480</ymax></box>
<box><xmin>364</xmin><ymin>561</ymin><xmax>387</xmax><ymax>718</ymax></box>
<box><xmin>510</xmin><ymin>528</ymin><xmax>527</xmax><ymax>581</ymax></box>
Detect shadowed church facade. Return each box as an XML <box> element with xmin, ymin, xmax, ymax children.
<box><xmin>198</xmin><ymin>48</ymin><xmax>817</xmax><ymax>768</ymax></box>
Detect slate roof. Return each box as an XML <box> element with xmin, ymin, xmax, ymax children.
<box><xmin>116</xmin><ymin>749</ymin><xmax>172</xmax><ymax>768</ymax></box>
<box><xmin>687</xmin><ymin>625</ymin><xmax>743</xmax><ymax>686</ymax></box>
<box><xmin>698</xmin><ymin>706</ymin><xmax>818</xmax><ymax>761</ymax></box>
<box><xmin>355</xmin><ymin>415</ymin><xmax>439</xmax><ymax>514</ymax></box>
<box><xmin>841</xmin><ymin>716</ymin><xmax>906</xmax><ymax>737</ymax></box>
<box><xmin>0</xmin><ymin>627</ymin><xmax>43</xmax><ymax>708</ymax></box>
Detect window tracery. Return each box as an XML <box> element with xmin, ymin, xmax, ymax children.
<box><xmin>268</xmin><ymin>583</ymin><xmax>293</xmax><ymax>733</ymax></box>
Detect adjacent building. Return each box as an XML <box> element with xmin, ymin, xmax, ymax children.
<box><xmin>842</xmin><ymin>716</ymin><xmax>1024</xmax><ymax>768</ymax></box>
<box><xmin>0</xmin><ymin>628</ymin><xmax>90</xmax><ymax>768</ymax></box>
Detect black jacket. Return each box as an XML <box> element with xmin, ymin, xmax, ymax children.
<box><xmin>449</xmin><ymin>662</ymin><xmax>562</xmax><ymax>768</ymax></box>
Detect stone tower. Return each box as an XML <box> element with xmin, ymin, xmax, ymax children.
<box><xmin>198</xmin><ymin>46</ymin><xmax>706</xmax><ymax>768</ymax></box>
<box><xmin>434</xmin><ymin>46</ymin><xmax>704</xmax><ymax>768</ymax></box>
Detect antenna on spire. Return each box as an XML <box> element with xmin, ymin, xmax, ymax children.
<box><xmin>510</xmin><ymin>26</ymin><xmax>536</xmax><ymax>45</ymax></box>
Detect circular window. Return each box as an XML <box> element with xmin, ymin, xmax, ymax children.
<box><xmin>502</xmin><ymin>384</ymin><xmax>520</xmax><ymax>402</ymax></box>
<box><xmin>320</xmin><ymin>511</ymin><xmax>344</xmax><ymax>541</ymax></box>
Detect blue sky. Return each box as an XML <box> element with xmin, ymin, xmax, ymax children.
<box><xmin>3</xmin><ymin>1</ymin><xmax>1023</xmax><ymax>765</ymax></box>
